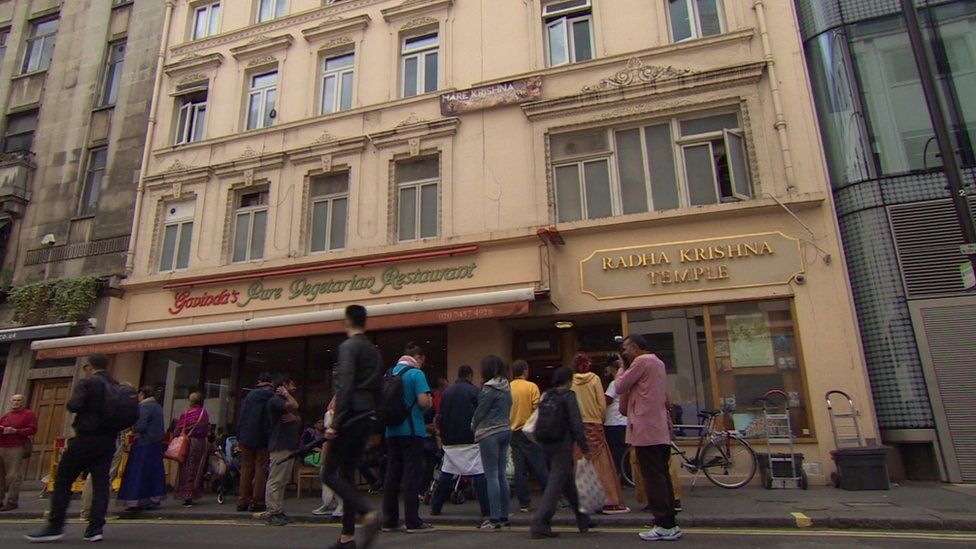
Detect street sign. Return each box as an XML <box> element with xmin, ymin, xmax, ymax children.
<box><xmin>962</xmin><ymin>262</ymin><xmax>976</xmax><ymax>290</ymax></box>
<box><xmin>961</xmin><ymin>243</ymin><xmax>976</xmax><ymax>255</ymax></box>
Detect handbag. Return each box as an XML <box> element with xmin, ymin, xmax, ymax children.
<box><xmin>22</xmin><ymin>438</ymin><xmax>32</xmax><ymax>460</ymax></box>
<box><xmin>575</xmin><ymin>458</ymin><xmax>607</xmax><ymax>514</ymax></box>
<box><xmin>164</xmin><ymin>411</ymin><xmax>204</xmax><ymax>463</ymax></box>
<box><xmin>521</xmin><ymin>409</ymin><xmax>540</xmax><ymax>444</ymax></box>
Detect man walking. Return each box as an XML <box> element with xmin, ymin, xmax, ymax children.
<box><xmin>237</xmin><ymin>372</ymin><xmax>275</xmax><ymax>513</ymax></box>
<box><xmin>265</xmin><ymin>375</ymin><xmax>301</xmax><ymax>526</ymax></box>
<box><xmin>0</xmin><ymin>394</ymin><xmax>37</xmax><ymax>511</ymax></box>
<box><xmin>382</xmin><ymin>342</ymin><xmax>435</xmax><ymax>534</ymax></box>
<box><xmin>26</xmin><ymin>355</ymin><xmax>127</xmax><ymax>543</ymax></box>
<box><xmin>617</xmin><ymin>335</ymin><xmax>681</xmax><ymax>541</ymax></box>
<box><xmin>322</xmin><ymin>304</ymin><xmax>383</xmax><ymax>549</ymax></box>
<box><xmin>430</xmin><ymin>364</ymin><xmax>490</xmax><ymax>520</ymax></box>
<box><xmin>509</xmin><ymin>359</ymin><xmax>548</xmax><ymax>513</ymax></box>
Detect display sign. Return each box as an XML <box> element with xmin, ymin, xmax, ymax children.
<box><xmin>962</xmin><ymin>261</ymin><xmax>975</xmax><ymax>290</ymax></box>
<box><xmin>440</xmin><ymin>76</ymin><xmax>542</xmax><ymax>116</ymax></box>
<box><xmin>579</xmin><ymin>232</ymin><xmax>804</xmax><ymax>300</ymax></box>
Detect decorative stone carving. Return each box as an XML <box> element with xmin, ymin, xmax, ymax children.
<box><xmin>396</xmin><ymin>112</ymin><xmax>422</xmax><ymax>128</ymax></box>
<box><xmin>178</xmin><ymin>73</ymin><xmax>208</xmax><ymax>85</ymax></box>
<box><xmin>401</xmin><ymin>16</ymin><xmax>437</xmax><ymax>30</ymax></box>
<box><xmin>321</xmin><ymin>155</ymin><xmax>333</xmax><ymax>172</ymax></box>
<box><xmin>581</xmin><ymin>57</ymin><xmax>696</xmax><ymax>93</ymax></box>
<box><xmin>321</xmin><ymin>37</ymin><xmax>354</xmax><ymax>50</ymax></box>
<box><xmin>248</xmin><ymin>34</ymin><xmax>272</xmax><ymax>45</ymax></box>
<box><xmin>243</xmin><ymin>169</ymin><xmax>255</xmax><ymax>187</ymax></box>
<box><xmin>239</xmin><ymin>146</ymin><xmax>258</xmax><ymax>159</ymax></box>
<box><xmin>408</xmin><ymin>138</ymin><xmax>421</xmax><ymax>157</ymax></box>
<box><xmin>248</xmin><ymin>54</ymin><xmax>278</xmax><ymax>67</ymax></box>
<box><xmin>172</xmin><ymin>182</ymin><xmax>182</xmax><ymax>197</ymax></box>
<box><xmin>312</xmin><ymin>130</ymin><xmax>338</xmax><ymax>144</ymax></box>
<box><xmin>165</xmin><ymin>159</ymin><xmax>191</xmax><ymax>173</ymax></box>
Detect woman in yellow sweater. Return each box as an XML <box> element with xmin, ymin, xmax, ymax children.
<box><xmin>571</xmin><ymin>353</ymin><xmax>629</xmax><ymax>514</ymax></box>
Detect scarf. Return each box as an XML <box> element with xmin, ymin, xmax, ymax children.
<box><xmin>397</xmin><ymin>355</ymin><xmax>419</xmax><ymax>368</ymax></box>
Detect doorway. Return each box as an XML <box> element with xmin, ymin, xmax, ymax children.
<box><xmin>26</xmin><ymin>378</ymin><xmax>72</xmax><ymax>481</ymax></box>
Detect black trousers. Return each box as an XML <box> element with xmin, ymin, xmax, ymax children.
<box><xmin>49</xmin><ymin>434</ymin><xmax>116</xmax><ymax>530</ymax></box>
<box><xmin>511</xmin><ymin>430</ymin><xmax>549</xmax><ymax>507</ymax></box>
<box><xmin>322</xmin><ymin>418</ymin><xmax>375</xmax><ymax>537</ymax></box>
<box><xmin>382</xmin><ymin>436</ymin><xmax>425</xmax><ymax>529</ymax></box>
<box><xmin>635</xmin><ymin>444</ymin><xmax>677</xmax><ymax>529</ymax></box>
<box><xmin>604</xmin><ymin>425</ymin><xmax>628</xmax><ymax>480</ymax></box>
<box><xmin>531</xmin><ymin>439</ymin><xmax>588</xmax><ymax>535</ymax></box>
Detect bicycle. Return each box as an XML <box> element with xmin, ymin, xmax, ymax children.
<box><xmin>620</xmin><ymin>409</ymin><xmax>758</xmax><ymax>489</ymax></box>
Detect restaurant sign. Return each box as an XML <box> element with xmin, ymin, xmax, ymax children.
<box><xmin>580</xmin><ymin>233</ymin><xmax>804</xmax><ymax>300</ymax></box>
<box><xmin>169</xmin><ymin>262</ymin><xmax>478</xmax><ymax>315</ymax></box>
<box><xmin>440</xmin><ymin>76</ymin><xmax>542</xmax><ymax>116</ymax></box>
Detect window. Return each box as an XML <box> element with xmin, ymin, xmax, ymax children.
<box><xmin>543</xmin><ymin>0</ymin><xmax>593</xmax><ymax>67</ymax></box>
<box><xmin>396</xmin><ymin>157</ymin><xmax>439</xmax><ymax>241</ymax></box>
<box><xmin>256</xmin><ymin>0</ymin><xmax>287</xmax><ymax>22</ymax></box>
<box><xmin>0</xmin><ymin>29</ymin><xmax>10</xmax><ymax>70</ymax></box>
<box><xmin>320</xmin><ymin>52</ymin><xmax>354</xmax><ymax>114</ymax></box>
<box><xmin>2</xmin><ymin>111</ymin><xmax>38</xmax><ymax>153</ymax></box>
<box><xmin>175</xmin><ymin>88</ymin><xmax>208</xmax><ymax>144</ymax></box>
<box><xmin>100</xmin><ymin>42</ymin><xmax>126</xmax><ymax>107</ymax></box>
<box><xmin>668</xmin><ymin>0</ymin><xmax>724</xmax><ymax>42</ymax></box>
<box><xmin>192</xmin><ymin>2</ymin><xmax>221</xmax><ymax>40</ymax></box>
<box><xmin>551</xmin><ymin>112</ymin><xmax>750</xmax><ymax>222</ymax></box>
<box><xmin>401</xmin><ymin>33</ymin><xmax>438</xmax><ymax>97</ymax></box>
<box><xmin>22</xmin><ymin>17</ymin><xmax>58</xmax><ymax>73</ymax></box>
<box><xmin>79</xmin><ymin>149</ymin><xmax>107</xmax><ymax>216</ymax></box>
<box><xmin>159</xmin><ymin>201</ymin><xmax>194</xmax><ymax>271</ymax></box>
<box><xmin>246</xmin><ymin>71</ymin><xmax>277</xmax><ymax>130</ymax></box>
<box><xmin>309</xmin><ymin>172</ymin><xmax>349</xmax><ymax>253</ymax></box>
<box><xmin>232</xmin><ymin>190</ymin><xmax>268</xmax><ymax>262</ymax></box>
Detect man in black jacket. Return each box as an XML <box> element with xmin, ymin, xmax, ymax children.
<box><xmin>26</xmin><ymin>355</ymin><xmax>118</xmax><ymax>543</ymax></box>
<box><xmin>236</xmin><ymin>372</ymin><xmax>275</xmax><ymax>513</ymax></box>
<box><xmin>430</xmin><ymin>365</ymin><xmax>490</xmax><ymax>518</ymax></box>
<box><xmin>323</xmin><ymin>304</ymin><xmax>382</xmax><ymax>549</ymax></box>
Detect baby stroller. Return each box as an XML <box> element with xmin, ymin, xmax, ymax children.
<box><xmin>210</xmin><ymin>436</ymin><xmax>241</xmax><ymax>504</ymax></box>
<box><xmin>422</xmin><ymin>451</ymin><xmax>474</xmax><ymax>506</ymax></box>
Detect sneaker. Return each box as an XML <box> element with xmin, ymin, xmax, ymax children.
<box><xmin>406</xmin><ymin>523</ymin><xmax>436</xmax><ymax>534</ymax></box>
<box><xmin>182</xmin><ymin>500</ymin><xmax>194</xmax><ymax>508</ymax></box>
<box><xmin>236</xmin><ymin>503</ymin><xmax>250</xmax><ymax>512</ymax></box>
<box><xmin>519</xmin><ymin>506</ymin><xmax>530</xmax><ymax>513</ymax></box>
<box><xmin>381</xmin><ymin>524</ymin><xmax>404</xmax><ymax>533</ymax></box>
<box><xmin>249</xmin><ymin>504</ymin><xmax>267</xmax><ymax>513</ymax></box>
<box><xmin>24</xmin><ymin>525</ymin><xmax>64</xmax><ymax>543</ymax></box>
<box><xmin>479</xmin><ymin>520</ymin><xmax>500</xmax><ymax>531</ymax></box>
<box><xmin>327</xmin><ymin>539</ymin><xmax>356</xmax><ymax>549</ymax></box>
<box><xmin>602</xmin><ymin>505</ymin><xmax>631</xmax><ymax>514</ymax></box>
<box><xmin>265</xmin><ymin>513</ymin><xmax>289</xmax><ymax>526</ymax></box>
<box><xmin>638</xmin><ymin>526</ymin><xmax>682</xmax><ymax>541</ymax></box>
<box><xmin>312</xmin><ymin>504</ymin><xmax>335</xmax><ymax>516</ymax></box>
<box><xmin>674</xmin><ymin>500</ymin><xmax>682</xmax><ymax>513</ymax></box>
<box><xmin>331</xmin><ymin>513</ymin><xmax>344</xmax><ymax>521</ymax></box>
<box><xmin>83</xmin><ymin>526</ymin><xmax>104</xmax><ymax>542</ymax></box>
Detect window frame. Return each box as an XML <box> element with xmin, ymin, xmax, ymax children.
<box><xmin>543</xmin><ymin>0</ymin><xmax>594</xmax><ymax>67</ymax></box>
<box><xmin>667</xmin><ymin>0</ymin><xmax>726</xmax><ymax>43</ymax></box>
<box><xmin>400</xmin><ymin>32</ymin><xmax>439</xmax><ymax>98</ymax></box>
<box><xmin>256</xmin><ymin>0</ymin><xmax>287</xmax><ymax>23</ymax></box>
<box><xmin>395</xmin><ymin>157</ymin><xmax>440</xmax><ymax>242</ymax></box>
<box><xmin>308</xmin><ymin>172</ymin><xmax>350</xmax><ymax>253</ymax></box>
<box><xmin>99</xmin><ymin>41</ymin><xmax>126</xmax><ymax>107</ymax></box>
<box><xmin>174</xmin><ymin>87</ymin><xmax>208</xmax><ymax>145</ymax></box>
<box><xmin>2</xmin><ymin>110</ymin><xmax>39</xmax><ymax>154</ymax></box>
<box><xmin>22</xmin><ymin>16</ymin><xmax>58</xmax><ymax>74</ymax></box>
<box><xmin>159</xmin><ymin>202</ymin><xmax>195</xmax><ymax>272</ymax></box>
<box><xmin>0</xmin><ymin>28</ymin><xmax>10</xmax><ymax>70</ymax></box>
<box><xmin>192</xmin><ymin>1</ymin><xmax>221</xmax><ymax>40</ymax></box>
<box><xmin>79</xmin><ymin>148</ymin><xmax>108</xmax><ymax>217</ymax></box>
<box><xmin>231</xmin><ymin>190</ymin><xmax>269</xmax><ymax>263</ymax></box>
<box><xmin>319</xmin><ymin>51</ymin><xmax>355</xmax><ymax>115</ymax></box>
<box><xmin>245</xmin><ymin>69</ymin><xmax>278</xmax><ymax>131</ymax></box>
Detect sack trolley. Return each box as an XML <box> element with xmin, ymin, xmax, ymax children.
<box><xmin>825</xmin><ymin>390</ymin><xmax>864</xmax><ymax>449</ymax></box>
<box><xmin>759</xmin><ymin>390</ymin><xmax>808</xmax><ymax>489</ymax></box>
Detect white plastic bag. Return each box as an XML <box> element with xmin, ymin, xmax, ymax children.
<box><xmin>575</xmin><ymin>458</ymin><xmax>607</xmax><ymax>513</ymax></box>
<box><xmin>522</xmin><ymin>409</ymin><xmax>540</xmax><ymax>444</ymax></box>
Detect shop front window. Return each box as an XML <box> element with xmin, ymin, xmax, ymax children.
<box><xmin>142</xmin><ymin>348</ymin><xmax>204</xmax><ymax>430</ymax></box>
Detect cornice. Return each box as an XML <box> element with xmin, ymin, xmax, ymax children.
<box><xmin>381</xmin><ymin>0</ymin><xmax>453</xmax><ymax>22</ymax></box>
<box><xmin>288</xmin><ymin>135</ymin><xmax>370</xmax><ymax>164</ymax></box>
<box><xmin>230</xmin><ymin>34</ymin><xmax>295</xmax><ymax>61</ymax></box>
<box><xmin>302</xmin><ymin>14</ymin><xmax>371</xmax><ymax>44</ymax></box>
<box><xmin>212</xmin><ymin>152</ymin><xmax>288</xmax><ymax>179</ymax></box>
<box><xmin>163</xmin><ymin>52</ymin><xmax>224</xmax><ymax>77</ymax></box>
<box><xmin>369</xmin><ymin>117</ymin><xmax>460</xmax><ymax>149</ymax></box>
<box><xmin>521</xmin><ymin>61</ymin><xmax>766</xmax><ymax>121</ymax></box>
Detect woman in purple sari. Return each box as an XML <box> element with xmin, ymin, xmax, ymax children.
<box><xmin>175</xmin><ymin>393</ymin><xmax>210</xmax><ymax>507</ymax></box>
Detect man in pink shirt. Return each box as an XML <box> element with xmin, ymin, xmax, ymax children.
<box><xmin>616</xmin><ymin>334</ymin><xmax>681</xmax><ymax>541</ymax></box>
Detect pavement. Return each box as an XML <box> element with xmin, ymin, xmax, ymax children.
<box><xmin>3</xmin><ymin>480</ymin><xmax>976</xmax><ymax>532</ymax></box>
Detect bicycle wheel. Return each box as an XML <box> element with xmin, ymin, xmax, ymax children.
<box><xmin>620</xmin><ymin>446</ymin><xmax>635</xmax><ymax>488</ymax></box>
<box><xmin>701</xmin><ymin>436</ymin><xmax>757</xmax><ymax>489</ymax></box>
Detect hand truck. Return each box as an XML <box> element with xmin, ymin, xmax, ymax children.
<box><xmin>759</xmin><ymin>390</ymin><xmax>807</xmax><ymax>489</ymax></box>
<box><xmin>825</xmin><ymin>390</ymin><xmax>864</xmax><ymax>449</ymax></box>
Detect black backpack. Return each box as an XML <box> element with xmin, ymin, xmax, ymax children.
<box><xmin>378</xmin><ymin>366</ymin><xmax>415</xmax><ymax>431</ymax></box>
<box><xmin>100</xmin><ymin>379</ymin><xmax>139</xmax><ymax>433</ymax></box>
<box><xmin>534</xmin><ymin>390</ymin><xmax>567</xmax><ymax>443</ymax></box>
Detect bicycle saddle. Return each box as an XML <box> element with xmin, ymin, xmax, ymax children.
<box><xmin>697</xmin><ymin>410</ymin><xmax>721</xmax><ymax>418</ymax></box>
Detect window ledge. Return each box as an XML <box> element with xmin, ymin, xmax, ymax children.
<box><xmin>10</xmin><ymin>69</ymin><xmax>48</xmax><ymax>82</ymax></box>
<box><xmin>70</xmin><ymin>215</ymin><xmax>96</xmax><ymax>222</ymax></box>
<box><xmin>91</xmin><ymin>104</ymin><xmax>116</xmax><ymax>114</ymax></box>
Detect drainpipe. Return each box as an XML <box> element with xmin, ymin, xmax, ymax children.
<box><xmin>125</xmin><ymin>0</ymin><xmax>176</xmax><ymax>275</ymax></box>
<box><xmin>753</xmin><ymin>0</ymin><xmax>796</xmax><ymax>192</ymax></box>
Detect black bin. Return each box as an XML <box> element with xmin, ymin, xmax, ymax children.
<box><xmin>830</xmin><ymin>446</ymin><xmax>890</xmax><ymax>490</ymax></box>
<box><xmin>757</xmin><ymin>452</ymin><xmax>807</xmax><ymax>489</ymax></box>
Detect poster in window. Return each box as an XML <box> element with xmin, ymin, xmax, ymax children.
<box><xmin>726</xmin><ymin>312</ymin><xmax>774</xmax><ymax>368</ymax></box>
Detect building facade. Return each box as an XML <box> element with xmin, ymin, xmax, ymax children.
<box><xmin>34</xmin><ymin>0</ymin><xmax>876</xmax><ymax>484</ymax></box>
<box><xmin>0</xmin><ymin>0</ymin><xmax>164</xmax><ymax>480</ymax></box>
<box><xmin>795</xmin><ymin>0</ymin><xmax>976</xmax><ymax>482</ymax></box>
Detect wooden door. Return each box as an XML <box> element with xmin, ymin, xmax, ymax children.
<box><xmin>25</xmin><ymin>378</ymin><xmax>72</xmax><ymax>481</ymax></box>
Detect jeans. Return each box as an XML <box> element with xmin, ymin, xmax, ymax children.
<box><xmin>531</xmin><ymin>438</ymin><xmax>588</xmax><ymax>536</ymax></box>
<box><xmin>265</xmin><ymin>450</ymin><xmax>295</xmax><ymax>516</ymax></box>
<box><xmin>322</xmin><ymin>418</ymin><xmax>375</xmax><ymax>537</ymax></box>
<box><xmin>238</xmin><ymin>445</ymin><xmax>269</xmax><ymax>507</ymax></box>
<box><xmin>511</xmin><ymin>430</ymin><xmax>548</xmax><ymax>508</ymax></box>
<box><xmin>478</xmin><ymin>430</ymin><xmax>511</xmax><ymax>523</ymax></box>
<box><xmin>49</xmin><ymin>434</ymin><xmax>116</xmax><ymax>530</ymax></box>
<box><xmin>430</xmin><ymin>472</ymin><xmax>489</xmax><ymax>518</ymax></box>
<box><xmin>604</xmin><ymin>425</ymin><xmax>628</xmax><ymax>481</ymax></box>
<box><xmin>635</xmin><ymin>444</ymin><xmax>677</xmax><ymax>529</ymax></box>
<box><xmin>382</xmin><ymin>436</ymin><xmax>425</xmax><ymax>529</ymax></box>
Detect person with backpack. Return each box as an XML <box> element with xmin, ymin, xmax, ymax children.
<box><xmin>27</xmin><ymin>355</ymin><xmax>139</xmax><ymax>543</ymax></box>
<box><xmin>236</xmin><ymin>372</ymin><xmax>275</xmax><ymax>513</ymax></box>
<box><xmin>323</xmin><ymin>304</ymin><xmax>383</xmax><ymax>549</ymax></box>
<box><xmin>117</xmin><ymin>387</ymin><xmax>167</xmax><ymax>512</ymax></box>
<box><xmin>381</xmin><ymin>342</ymin><xmax>436</xmax><ymax>534</ymax></box>
<box><xmin>530</xmin><ymin>367</ymin><xmax>591</xmax><ymax>539</ymax></box>
<box><xmin>470</xmin><ymin>355</ymin><xmax>513</xmax><ymax>531</ymax></box>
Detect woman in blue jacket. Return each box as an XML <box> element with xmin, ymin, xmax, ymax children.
<box><xmin>471</xmin><ymin>355</ymin><xmax>513</xmax><ymax>530</ymax></box>
<box><xmin>117</xmin><ymin>387</ymin><xmax>167</xmax><ymax>511</ymax></box>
